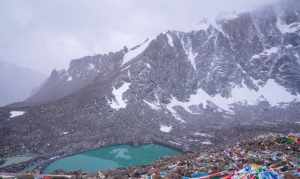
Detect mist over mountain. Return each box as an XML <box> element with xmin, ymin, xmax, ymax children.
<box><xmin>0</xmin><ymin>0</ymin><xmax>279</xmax><ymax>73</ymax></box>
<box><xmin>0</xmin><ymin>60</ymin><xmax>46</xmax><ymax>107</ymax></box>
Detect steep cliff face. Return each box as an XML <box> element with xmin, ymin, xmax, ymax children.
<box><xmin>1</xmin><ymin>0</ymin><xmax>300</xmax><ymax>159</ymax></box>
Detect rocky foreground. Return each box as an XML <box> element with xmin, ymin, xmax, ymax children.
<box><xmin>1</xmin><ymin>133</ymin><xmax>299</xmax><ymax>179</ymax></box>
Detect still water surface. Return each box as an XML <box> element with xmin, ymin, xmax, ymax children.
<box><xmin>44</xmin><ymin>144</ymin><xmax>181</xmax><ymax>173</ymax></box>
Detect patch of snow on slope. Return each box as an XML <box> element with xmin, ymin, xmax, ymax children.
<box><xmin>181</xmin><ymin>37</ymin><xmax>198</xmax><ymax>70</ymax></box>
<box><xmin>167</xmin><ymin>79</ymin><xmax>299</xmax><ymax>116</ymax></box>
<box><xmin>62</xmin><ymin>131</ymin><xmax>69</xmax><ymax>135</ymax></box>
<box><xmin>127</xmin><ymin>70</ymin><xmax>131</xmax><ymax>79</ymax></box>
<box><xmin>50</xmin><ymin>156</ymin><xmax>59</xmax><ymax>160</ymax></box>
<box><xmin>166</xmin><ymin>33</ymin><xmax>174</xmax><ymax>47</ymax></box>
<box><xmin>9</xmin><ymin>111</ymin><xmax>25</xmax><ymax>118</ymax></box>
<box><xmin>67</xmin><ymin>76</ymin><xmax>72</xmax><ymax>82</ymax></box>
<box><xmin>187</xmin><ymin>47</ymin><xmax>197</xmax><ymax>70</ymax></box>
<box><xmin>277</xmin><ymin>17</ymin><xmax>300</xmax><ymax>34</ymax></box>
<box><xmin>167</xmin><ymin>96</ymin><xmax>196</xmax><ymax>114</ymax></box>
<box><xmin>210</xmin><ymin>18</ymin><xmax>228</xmax><ymax>37</ymax></box>
<box><xmin>169</xmin><ymin>141</ymin><xmax>181</xmax><ymax>146</ymax></box>
<box><xmin>166</xmin><ymin>101</ymin><xmax>186</xmax><ymax>123</ymax></box>
<box><xmin>251</xmin><ymin>47</ymin><xmax>280</xmax><ymax>60</ymax></box>
<box><xmin>264</xmin><ymin>47</ymin><xmax>280</xmax><ymax>55</ymax></box>
<box><xmin>231</xmin><ymin>79</ymin><xmax>299</xmax><ymax>106</ymax></box>
<box><xmin>143</xmin><ymin>100</ymin><xmax>161</xmax><ymax>110</ymax></box>
<box><xmin>88</xmin><ymin>63</ymin><xmax>95</xmax><ymax>70</ymax></box>
<box><xmin>194</xmin><ymin>132</ymin><xmax>213</xmax><ymax>138</ymax></box>
<box><xmin>122</xmin><ymin>39</ymin><xmax>151</xmax><ymax>65</ymax></box>
<box><xmin>108</xmin><ymin>82</ymin><xmax>131</xmax><ymax>110</ymax></box>
<box><xmin>201</xmin><ymin>141</ymin><xmax>212</xmax><ymax>145</ymax></box>
<box><xmin>145</xmin><ymin>63</ymin><xmax>151</xmax><ymax>69</ymax></box>
<box><xmin>160</xmin><ymin>125</ymin><xmax>173</xmax><ymax>133</ymax></box>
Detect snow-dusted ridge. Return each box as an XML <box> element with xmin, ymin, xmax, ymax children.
<box><xmin>166</xmin><ymin>32</ymin><xmax>175</xmax><ymax>47</ymax></box>
<box><xmin>277</xmin><ymin>17</ymin><xmax>300</xmax><ymax>34</ymax></box>
<box><xmin>122</xmin><ymin>39</ymin><xmax>151</xmax><ymax>66</ymax></box>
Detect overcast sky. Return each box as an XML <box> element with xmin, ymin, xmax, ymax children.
<box><xmin>0</xmin><ymin>0</ymin><xmax>279</xmax><ymax>74</ymax></box>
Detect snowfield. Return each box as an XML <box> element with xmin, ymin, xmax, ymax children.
<box><xmin>9</xmin><ymin>111</ymin><xmax>26</xmax><ymax>118</ymax></box>
<box><xmin>166</xmin><ymin>79</ymin><xmax>299</xmax><ymax>119</ymax></box>
<box><xmin>108</xmin><ymin>82</ymin><xmax>131</xmax><ymax>110</ymax></box>
<box><xmin>160</xmin><ymin>125</ymin><xmax>173</xmax><ymax>133</ymax></box>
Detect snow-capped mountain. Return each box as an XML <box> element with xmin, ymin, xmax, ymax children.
<box><xmin>0</xmin><ymin>61</ymin><xmax>46</xmax><ymax>107</ymax></box>
<box><xmin>1</xmin><ymin>0</ymin><xmax>300</xmax><ymax>165</ymax></box>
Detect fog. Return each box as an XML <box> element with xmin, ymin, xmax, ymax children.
<box><xmin>0</xmin><ymin>0</ymin><xmax>279</xmax><ymax>74</ymax></box>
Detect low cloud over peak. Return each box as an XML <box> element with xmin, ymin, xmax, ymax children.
<box><xmin>0</xmin><ymin>0</ymin><xmax>279</xmax><ymax>74</ymax></box>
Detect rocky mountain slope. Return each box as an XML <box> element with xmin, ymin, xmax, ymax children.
<box><xmin>1</xmin><ymin>0</ymin><xmax>300</xmax><ymax>168</ymax></box>
<box><xmin>0</xmin><ymin>60</ymin><xmax>46</xmax><ymax>107</ymax></box>
<box><xmin>23</xmin><ymin>50</ymin><xmax>124</xmax><ymax>105</ymax></box>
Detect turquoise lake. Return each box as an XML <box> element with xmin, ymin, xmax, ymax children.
<box><xmin>44</xmin><ymin>144</ymin><xmax>181</xmax><ymax>173</ymax></box>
